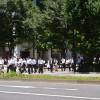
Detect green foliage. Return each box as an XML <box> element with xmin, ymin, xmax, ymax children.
<box><xmin>43</xmin><ymin>0</ymin><xmax>100</xmax><ymax>57</ymax></box>
<box><xmin>23</xmin><ymin>1</ymin><xmax>44</xmax><ymax>42</ymax></box>
<box><xmin>0</xmin><ymin>0</ymin><xmax>26</xmax><ymax>45</ymax></box>
<box><xmin>76</xmin><ymin>0</ymin><xmax>100</xmax><ymax>56</ymax></box>
<box><xmin>0</xmin><ymin>0</ymin><xmax>100</xmax><ymax>59</ymax></box>
<box><xmin>43</xmin><ymin>0</ymin><xmax>71</xmax><ymax>50</ymax></box>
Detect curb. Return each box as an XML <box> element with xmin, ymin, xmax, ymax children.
<box><xmin>0</xmin><ymin>78</ymin><xmax>100</xmax><ymax>85</ymax></box>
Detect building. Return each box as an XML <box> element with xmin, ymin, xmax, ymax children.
<box><xmin>13</xmin><ymin>43</ymin><xmax>52</xmax><ymax>60</ymax></box>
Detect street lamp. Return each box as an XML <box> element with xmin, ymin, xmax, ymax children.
<box><xmin>12</xmin><ymin>25</ymin><xmax>16</xmax><ymax>35</ymax></box>
<box><xmin>11</xmin><ymin>11</ymin><xmax>17</xmax><ymax>56</ymax></box>
<box><xmin>72</xmin><ymin>29</ymin><xmax>77</xmax><ymax>72</ymax></box>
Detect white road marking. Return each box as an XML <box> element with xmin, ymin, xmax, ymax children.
<box><xmin>0</xmin><ymin>85</ymin><xmax>78</xmax><ymax>91</ymax></box>
<box><xmin>0</xmin><ymin>90</ymin><xmax>100</xmax><ymax>100</ymax></box>
<box><xmin>44</xmin><ymin>87</ymin><xmax>78</xmax><ymax>91</ymax></box>
<box><xmin>44</xmin><ymin>87</ymin><xmax>57</xmax><ymax>90</ymax></box>
<box><xmin>64</xmin><ymin>88</ymin><xmax>78</xmax><ymax>91</ymax></box>
<box><xmin>0</xmin><ymin>85</ymin><xmax>36</xmax><ymax>89</ymax></box>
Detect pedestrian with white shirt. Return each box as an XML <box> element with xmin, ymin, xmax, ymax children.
<box><xmin>12</xmin><ymin>56</ymin><xmax>17</xmax><ymax>72</ymax></box>
<box><xmin>49</xmin><ymin>58</ymin><xmax>54</xmax><ymax>73</ymax></box>
<box><xmin>7</xmin><ymin>57</ymin><xmax>15</xmax><ymax>73</ymax></box>
<box><xmin>0</xmin><ymin>57</ymin><xmax>4</xmax><ymax>73</ymax></box>
<box><xmin>31</xmin><ymin>58</ymin><xmax>37</xmax><ymax>73</ymax></box>
<box><xmin>3</xmin><ymin>58</ymin><xmax>8</xmax><ymax>73</ymax></box>
<box><xmin>46</xmin><ymin>60</ymin><xmax>50</xmax><ymax>71</ymax></box>
<box><xmin>18</xmin><ymin>58</ymin><xmax>27</xmax><ymax>74</ymax></box>
<box><xmin>77</xmin><ymin>56</ymin><xmax>81</xmax><ymax>68</ymax></box>
<box><xmin>22</xmin><ymin>58</ymin><xmax>27</xmax><ymax>73</ymax></box>
<box><xmin>38</xmin><ymin>58</ymin><xmax>44</xmax><ymax>74</ymax></box>
<box><xmin>54</xmin><ymin>58</ymin><xmax>58</xmax><ymax>72</ymax></box>
<box><xmin>27</xmin><ymin>57</ymin><xmax>33</xmax><ymax>74</ymax></box>
<box><xmin>61</xmin><ymin>58</ymin><xmax>66</xmax><ymax>71</ymax></box>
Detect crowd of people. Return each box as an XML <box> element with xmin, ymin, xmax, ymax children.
<box><xmin>0</xmin><ymin>56</ymin><xmax>76</xmax><ymax>74</ymax></box>
<box><xmin>0</xmin><ymin>55</ymin><xmax>99</xmax><ymax>74</ymax></box>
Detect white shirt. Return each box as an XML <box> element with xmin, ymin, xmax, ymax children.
<box><xmin>31</xmin><ymin>59</ymin><xmax>36</xmax><ymax>65</ymax></box>
<box><xmin>8</xmin><ymin>59</ymin><xmax>14</xmax><ymax>66</ymax></box>
<box><xmin>19</xmin><ymin>58</ymin><xmax>23</xmax><ymax>64</ymax></box>
<box><xmin>38</xmin><ymin>59</ymin><xmax>44</xmax><ymax>64</ymax></box>
<box><xmin>61</xmin><ymin>58</ymin><xmax>65</xmax><ymax>64</ymax></box>
<box><xmin>70</xmin><ymin>58</ymin><xmax>74</xmax><ymax>64</ymax></box>
<box><xmin>27</xmin><ymin>59</ymin><xmax>32</xmax><ymax>64</ymax></box>
<box><xmin>77</xmin><ymin>58</ymin><xmax>81</xmax><ymax>64</ymax></box>
<box><xmin>22</xmin><ymin>59</ymin><xmax>27</xmax><ymax>65</ymax></box>
<box><xmin>66</xmin><ymin>59</ymin><xmax>71</xmax><ymax>64</ymax></box>
<box><xmin>47</xmin><ymin>60</ymin><xmax>50</xmax><ymax>68</ymax></box>
<box><xmin>0</xmin><ymin>59</ymin><xmax>4</xmax><ymax>65</ymax></box>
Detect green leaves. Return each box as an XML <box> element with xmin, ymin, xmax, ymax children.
<box><xmin>43</xmin><ymin>0</ymin><xmax>100</xmax><ymax>57</ymax></box>
<box><xmin>0</xmin><ymin>0</ymin><xmax>100</xmax><ymax>57</ymax></box>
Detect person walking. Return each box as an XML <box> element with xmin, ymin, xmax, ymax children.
<box><xmin>49</xmin><ymin>58</ymin><xmax>54</xmax><ymax>73</ymax></box>
<box><xmin>54</xmin><ymin>58</ymin><xmax>58</xmax><ymax>72</ymax></box>
<box><xmin>38</xmin><ymin>58</ymin><xmax>44</xmax><ymax>74</ymax></box>
<box><xmin>0</xmin><ymin>57</ymin><xmax>4</xmax><ymax>73</ymax></box>
<box><xmin>27</xmin><ymin>57</ymin><xmax>33</xmax><ymax>74</ymax></box>
<box><xmin>61</xmin><ymin>58</ymin><xmax>65</xmax><ymax>71</ymax></box>
<box><xmin>31</xmin><ymin>58</ymin><xmax>37</xmax><ymax>73</ymax></box>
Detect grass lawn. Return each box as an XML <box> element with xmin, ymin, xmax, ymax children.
<box><xmin>0</xmin><ymin>72</ymin><xmax>100</xmax><ymax>81</ymax></box>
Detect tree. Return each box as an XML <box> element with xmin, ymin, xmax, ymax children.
<box><xmin>0</xmin><ymin>0</ymin><xmax>8</xmax><ymax>46</ymax></box>
<box><xmin>78</xmin><ymin>0</ymin><xmax>100</xmax><ymax>57</ymax></box>
<box><xmin>23</xmin><ymin>0</ymin><xmax>45</xmax><ymax>51</ymax></box>
<box><xmin>66</xmin><ymin>0</ymin><xmax>100</xmax><ymax>71</ymax></box>
<box><xmin>43</xmin><ymin>0</ymin><xmax>100</xmax><ymax>71</ymax></box>
<box><xmin>43</xmin><ymin>0</ymin><xmax>72</xmax><ymax>56</ymax></box>
<box><xmin>0</xmin><ymin>0</ymin><xmax>31</xmax><ymax>56</ymax></box>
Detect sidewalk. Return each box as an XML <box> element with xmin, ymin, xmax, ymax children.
<box><xmin>43</xmin><ymin>71</ymin><xmax>100</xmax><ymax>77</ymax></box>
<box><xmin>2</xmin><ymin>66</ymin><xmax>100</xmax><ymax>77</ymax></box>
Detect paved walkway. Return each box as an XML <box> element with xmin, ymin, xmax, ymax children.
<box><xmin>43</xmin><ymin>71</ymin><xmax>100</xmax><ymax>77</ymax></box>
<box><xmin>24</xmin><ymin>69</ymin><xmax>100</xmax><ymax>77</ymax></box>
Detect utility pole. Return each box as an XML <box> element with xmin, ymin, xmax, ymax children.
<box><xmin>73</xmin><ymin>29</ymin><xmax>77</xmax><ymax>72</ymax></box>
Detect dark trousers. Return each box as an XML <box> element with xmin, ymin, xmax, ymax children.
<box><xmin>50</xmin><ymin>64</ymin><xmax>53</xmax><ymax>72</ymax></box>
<box><xmin>7</xmin><ymin>64</ymin><xmax>16</xmax><ymax>73</ymax></box>
<box><xmin>19</xmin><ymin>64</ymin><xmax>27</xmax><ymax>74</ymax></box>
<box><xmin>61</xmin><ymin>63</ymin><xmax>66</xmax><ymax>71</ymax></box>
<box><xmin>27</xmin><ymin>64</ymin><xmax>33</xmax><ymax>74</ymax></box>
<box><xmin>33</xmin><ymin>64</ymin><xmax>38</xmax><ymax>73</ymax></box>
<box><xmin>38</xmin><ymin>64</ymin><xmax>43</xmax><ymax>73</ymax></box>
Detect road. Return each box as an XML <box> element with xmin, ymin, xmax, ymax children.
<box><xmin>0</xmin><ymin>80</ymin><xmax>100</xmax><ymax>100</ymax></box>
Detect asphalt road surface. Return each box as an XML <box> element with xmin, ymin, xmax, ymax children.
<box><xmin>0</xmin><ymin>80</ymin><xmax>100</xmax><ymax>100</ymax></box>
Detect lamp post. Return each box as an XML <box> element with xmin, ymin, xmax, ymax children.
<box><xmin>11</xmin><ymin>11</ymin><xmax>17</xmax><ymax>57</ymax></box>
<box><xmin>71</xmin><ymin>7</ymin><xmax>77</xmax><ymax>73</ymax></box>
<box><xmin>12</xmin><ymin>24</ymin><xmax>17</xmax><ymax>56</ymax></box>
<box><xmin>72</xmin><ymin>29</ymin><xmax>77</xmax><ymax>72</ymax></box>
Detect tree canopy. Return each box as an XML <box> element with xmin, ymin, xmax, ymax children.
<box><xmin>43</xmin><ymin>0</ymin><xmax>100</xmax><ymax>57</ymax></box>
<box><xmin>0</xmin><ymin>0</ymin><xmax>100</xmax><ymax>58</ymax></box>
